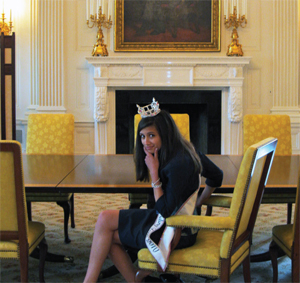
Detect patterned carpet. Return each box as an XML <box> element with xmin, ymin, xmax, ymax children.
<box><xmin>0</xmin><ymin>193</ymin><xmax>293</xmax><ymax>283</ymax></box>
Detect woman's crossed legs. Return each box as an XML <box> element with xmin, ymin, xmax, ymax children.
<box><xmin>83</xmin><ymin>210</ymin><xmax>138</xmax><ymax>283</ymax></box>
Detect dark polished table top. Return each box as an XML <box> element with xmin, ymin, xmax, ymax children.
<box><xmin>23</xmin><ymin>154</ymin><xmax>88</xmax><ymax>191</ymax></box>
<box><xmin>23</xmin><ymin>154</ymin><xmax>299</xmax><ymax>195</ymax></box>
<box><xmin>55</xmin><ymin>154</ymin><xmax>239</xmax><ymax>193</ymax></box>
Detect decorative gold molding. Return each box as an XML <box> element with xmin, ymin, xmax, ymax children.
<box><xmin>115</xmin><ymin>0</ymin><xmax>220</xmax><ymax>52</ymax></box>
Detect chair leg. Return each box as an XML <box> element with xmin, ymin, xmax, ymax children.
<box><xmin>56</xmin><ymin>201</ymin><xmax>71</xmax><ymax>244</ymax></box>
<box><xmin>220</xmin><ymin>258</ymin><xmax>230</xmax><ymax>283</ymax></box>
<box><xmin>242</xmin><ymin>254</ymin><xmax>251</xmax><ymax>282</ymax></box>
<box><xmin>292</xmin><ymin>253</ymin><xmax>300</xmax><ymax>283</ymax></box>
<box><xmin>19</xmin><ymin>243</ymin><xmax>29</xmax><ymax>282</ymax></box>
<box><xmin>287</xmin><ymin>203</ymin><xmax>292</xmax><ymax>224</ymax></box>
<box><xmin>27</xmin><ymin>201</ymin><xmax>32</xmax><ymax>221</ymax></box>
<box><xmin>205</xmin><ymin>205</ymin><xmax>213</xmax><ymax>216</ymax></box>
<box><xmin>70</xmin><ymin>194</ymin><xmax>75</xmax><ymax>228</ymax></box>
<box><xmin>269</xmin><ymin>240</ymin><xmax>279</xmax><ymax>283</ymax></box>
<box><xmin>38</xmin><ymin>238</ymin><xmax>48</xmax><ymax>283</ymax></box>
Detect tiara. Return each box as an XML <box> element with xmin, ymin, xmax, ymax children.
<box><xmin>136</xmin><ymin>98</ymin><xmax>161</xmax><ymax>118</ymax></box>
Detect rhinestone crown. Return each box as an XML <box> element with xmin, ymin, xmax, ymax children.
<box><xmin>136</xmin><ymin>98</ymin><xmax>161</xmax><ymax>118</ymax></box>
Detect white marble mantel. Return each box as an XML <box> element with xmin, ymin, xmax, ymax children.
<box><xmin>86</xmin><ymin>56</ymin><xmax>251</xmax><ymax>154</ymax></box>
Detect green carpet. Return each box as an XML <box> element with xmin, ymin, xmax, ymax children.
<box><xmin>0</xmin><ymin>193</ymin><xmax>293</xmax><ymax>282</ymax></box>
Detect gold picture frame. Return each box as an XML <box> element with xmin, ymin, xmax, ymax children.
<box><xmin>115</xmin><ymin>0</ymin><xmax>220</xmax><ymax>52</ymax></box>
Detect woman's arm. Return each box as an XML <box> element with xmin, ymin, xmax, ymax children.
<box><xmin>154</xmin><ymin>152</ymin><xmax>198</xmax><ymax>218</ymax></box>
<box><xmin>196</xmin><ymin>185</ymin><xmax>215</xmax><ymax>207</ymax></box>
<box><xmin>197</xmin><ymin>151</ymin><xmax>223</xmax><ymax>188</ymax></box>
<box><xmin>196</xmin><ymin>151</ymin><xmax>223</xmax><ymax>208</ymax></box>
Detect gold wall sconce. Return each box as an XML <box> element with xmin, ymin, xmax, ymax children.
<box><xmin>86</xmin><ymin>0</ymin><xmax>113</xmax><ymax>56</ymax></box>
<box><xmin>0</xmin><ymin>2</ymin><xmax>13</xmax><ymax>35</ymax></box>
<box><xmin>224</xmin><ymin>0</ymin><xmax>247</xmax><ymax>56</ymax></box>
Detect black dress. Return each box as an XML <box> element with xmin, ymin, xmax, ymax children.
<box><xmin>119</xmin><ymin>149</ymin><xmax>223</xmax><ymax>251</ymax></box>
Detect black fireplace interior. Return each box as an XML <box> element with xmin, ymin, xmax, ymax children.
<box><xmin>116</xmin><ymin>90</ymin><xmax>221</xmax><ymax>154</ymax></box>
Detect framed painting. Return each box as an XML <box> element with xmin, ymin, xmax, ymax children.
<box><xmin>115</xmin><ymin>0</ymin><xmax>220</xmax><ymax>52</ymax></box>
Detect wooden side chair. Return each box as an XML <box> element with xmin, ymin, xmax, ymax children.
<box><xmin>135</xmin><ymin>137</ymin><xmax>278</xmax><ymax>283</ymax></box>
<box><xmin>129</xmin><ymin>113</ymin><xmax>190</xmax><ymax>209</ymax></box>
<box><xmin>26</xmin><ymin>113</ymin><xmax>75</xmax><ymax>243</ymax></box>
<box><xmin>203</xmin><ymin>114</ymin><xmax>293</xmax><ymax>223</ymax></box>
<box><xmin>0</xmin><ymin>140</ymin><xmax>48</xmax><ymax>282</ymax></box>
<box><xmin>269</xmin><ymin>167</ymin><xmax>300</xmax><ymax>282</ymax></box>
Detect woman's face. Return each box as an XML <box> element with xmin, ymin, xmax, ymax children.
<box><xmin>139</xmin><ymin>125</ymin><xmax>162</xmax><ymax>154</ymax></box>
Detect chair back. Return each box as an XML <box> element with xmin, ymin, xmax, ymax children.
<box><xmin>134</xmin><ymin>113</ymin><xmax>190</xmax><ymax>142</ymax></box>
<box><xmin>26</xmin><ymin>113</ymin><xmax>74</xmax><ymax>154</ymax></box>
<box><xmin>0</xmin><ymin>141</ymin><xmax>28</xmax><ymax>242</ymax></box>
<box><xmin>221</xmin><ymin>137</ymin><xmax>278</xmax><ymax>259</ymax></box>
<box><xmin>243</xmin><ymin>114</ymin><xmax>291</xmax><ymax>155</ymax></box>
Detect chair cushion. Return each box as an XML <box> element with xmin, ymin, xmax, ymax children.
<box><xmin>138</xmin><ymin>229</ymin><xmax>250</xmax><ymax>278</ymax></box>
<box><xmin>272</xmin><ymin>224</ymin><xmax>293</xmax><ymax>258</ymax></box>
<box><xmin>28</xmin><ymin>221</ymin><xmax>46</xmax><ymax>254</ymax></box>
<box><xmin>203</xmin><ymin>193</ymin><xmax>296</xmax><ymax>209</ymax></box>
<box><xmin>129</xmin><ymin>193</ymin><xmax>148</xmax><ymax>204</ymax></box>
<box><xmin>26</xmin><ymin>192</ymin><xmax>72</xmax><ymax>202</ymax></box>
<box><xmin>0</xmin><ymin>221</ymin><xmax>45</xmax><ymax>259</ymax></box>
<box><xmin>261</xmin><ymin>193</ymin><xmax>295</xmax><ymax>204</ymax></box>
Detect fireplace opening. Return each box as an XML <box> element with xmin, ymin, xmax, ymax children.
<box><xmin>116</xmin><ymin>90</ymin><xmax>221</xmax><ymax>154</ymax></box>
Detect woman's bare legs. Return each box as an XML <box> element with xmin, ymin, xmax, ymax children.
<box><xmin>108</xmin><ymin>241</ymin><xmax>138</xmax><ymax>282</ymax></box>
<box><xmin>83</xmin><ymin>210</ymin><xmax>137</xmax><ymax>283</ymax></box>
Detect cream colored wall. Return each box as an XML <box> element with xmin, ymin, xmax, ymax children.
<box><xmin>14</xmin><ymin>0</ymin><xmax>300</xmax><ymax>153</ymax></box>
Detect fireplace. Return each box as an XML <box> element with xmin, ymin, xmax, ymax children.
<box><xmin>116</xmin><ymin>90</ymin><xmax>221</xmax><ymax>154</ymax></box>
<box><xmin>86</xmin><ymin>56</ymin><xmax>251</xmax><ymax>154</ymax></box>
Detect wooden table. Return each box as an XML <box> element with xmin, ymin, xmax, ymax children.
<box><xmin>23</xmin><ymin>154</ymin><xmax>88</xmax><ymax>192</ymax></box>
<box><xmin>23</xmin><ymin>154</ymin><xmax>299</xmax><ymax>267</ymax></box>
<box><xmin>56</xmin><ymin>154</ymin><xmax>239</xmax><ymax>193</ymax></box>
<box><xmin>23</xmin><ymin>154</ymin><xmax>298</xmax><ymax>196</ymax></box>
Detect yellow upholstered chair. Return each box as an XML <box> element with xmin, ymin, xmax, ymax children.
<box><xmin>269</xmin><ymin>168</ymin><xmax>300</xmax><ymax>282</ymax></box>
<box><xmin>0</xmin><ymin>140</ymin><xmax>48</xmax><ymax>282</ymax></box>
<box><xmin>26</xmin><ymin>113</ymin><xmax>75</xmax><ymax>243</ymax></box>
<box><xmin>135</xmin><ymin>137</ymin><xmax>278</xmax><ymax>282</ymax></box>
<box><xmin>203</xmin><ymin>114</ymin><xmax>293</xmax><ymax>222</ymax></box>
<box><xmin>129</xmin><ymin>114</ymin><xmax>190</xmax><ymax>209</ymax></box>
<box><xmin>243</xmin><ymin>114</ymin><xmax>291</xmax><ymax>155</ymax></box>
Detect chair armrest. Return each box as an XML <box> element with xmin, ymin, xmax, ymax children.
<box><xmin>166</xmin><ymin>215</ymin><xmax>235</xmax><ymax>230</ymax></box>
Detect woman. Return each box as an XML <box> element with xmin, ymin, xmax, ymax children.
<box><xmin>84</xmin><ymin>100</ymin><xmax>223</xmax><ymax>283</ymax></box>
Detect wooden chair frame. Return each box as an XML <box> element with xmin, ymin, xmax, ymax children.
<box><xmin>269</xmin><ymin>169</ymin><xmax>300</xmax><ymax>282</ymax></box>
<box><xmin>0</xmin><ymin>142</ymin><xmax>48</xmax><ymax>282</ymax></box>
<box><xmin>135</xmin><ymin>138</ymin><xmax>278</xmax><ymax>283</ymax></box>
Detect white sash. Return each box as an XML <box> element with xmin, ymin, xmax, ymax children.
<box><xmin>145</xmin><ymin>176</ymin><xmax>201</xmax><ymax>271</ymax></box>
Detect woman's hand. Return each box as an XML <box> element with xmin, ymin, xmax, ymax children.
<box><xmin>144</xmin><ymin>147</ymin><xmax>159</xmax><ymax>176</ymax></box>
<box><xmin>144</xmin><ymin>147</ymin><xmax>163</xmax><ymax>201</ymax></box>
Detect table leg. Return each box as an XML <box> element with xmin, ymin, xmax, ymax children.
<box><xmin>30</xmin><ymin>247</ymin><xmax>74</xmax><ymax>263</ymax></box>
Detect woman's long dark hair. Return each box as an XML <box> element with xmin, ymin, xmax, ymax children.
<box><xmin>134</xmin><ymin>110</ymin><xmax>202</xmax><ymax>182</ymax></box>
